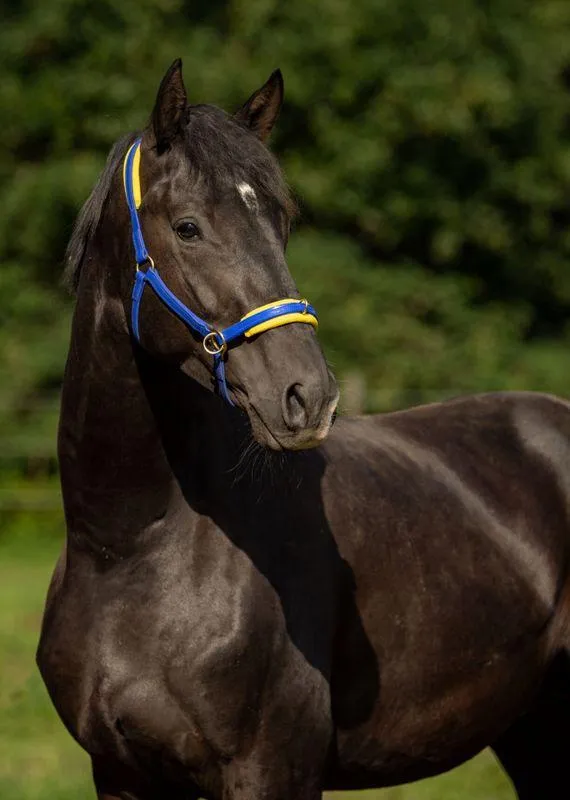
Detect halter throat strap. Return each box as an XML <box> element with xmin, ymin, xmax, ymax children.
<box><xmin>122</xmin><ymin>138</ymin><xmax>318</xmax><ymax>406</ymax></box>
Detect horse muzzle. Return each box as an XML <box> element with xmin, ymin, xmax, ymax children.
<box><xmin>242</xmin><ymin>371</ymin><xmax>339</xmax><ymax>451</ymax></box>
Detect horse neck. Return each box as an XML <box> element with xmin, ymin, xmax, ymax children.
<box><xmin>59</xmin><ymin>255</ymin><xmax>238</xmax><ymax>554</ymax></box>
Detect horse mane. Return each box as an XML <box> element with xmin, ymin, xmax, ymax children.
<box><xmin>63</xmin><ymin>132</ymin><xmax>137</xmax><ymax>292</ymax></box>
<box><xmin>64</xmin><ymin>106</ymin><xmax>295</xmax><ymax>294</ymax></box>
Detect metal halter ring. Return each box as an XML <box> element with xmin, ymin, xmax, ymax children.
<box><xmin>203</xmin><ymin>330</ymin><xmax>227</xmax><ymax>356</ymax></box>
<box><xmin>135</xmin><ymin>255</ymin><xmax>155</xmax><ymax>273</ymax></box>
<box><xmin>300</xmin><ymin>298</ymin><xmax>309</xmax><ymax>313</ymax></box>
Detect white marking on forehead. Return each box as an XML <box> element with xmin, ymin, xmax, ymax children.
<box><xmin>237</xmin><ymin>181</ymin><xmax>258</xmax><ymax>211</ymax></box>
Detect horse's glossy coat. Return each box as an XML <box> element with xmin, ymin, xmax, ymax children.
<box><xmin>38</xmin><ymin>62</ymin><xmax>570</xmax><ymax>800</ymax></box>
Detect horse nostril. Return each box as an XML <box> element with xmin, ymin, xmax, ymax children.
<box><xmin>282</xmin><ymin>383</ymin><xmax>309</xmax><ymax>431</ymax></box>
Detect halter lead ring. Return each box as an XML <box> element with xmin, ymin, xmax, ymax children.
<box><xmin>203</xmin><ymin>331</ymin><xmax>227</xmax><ymax>356</ymax></box>
<box><xmin>123</xmin><ymin>138</ymin><xmax>318</xmax><ymax>406</ymax></box>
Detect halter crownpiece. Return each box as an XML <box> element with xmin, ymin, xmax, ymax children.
<box><xmin>122</xmin><ymin>137</ymin><xmax>318</xmax><ymax>405</ymax></box>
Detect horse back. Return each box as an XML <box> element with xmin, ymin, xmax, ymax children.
<box><xmin>327</xmin><ymin>391</ymin><xmax>570</xmax><ymax>588</ymax></box>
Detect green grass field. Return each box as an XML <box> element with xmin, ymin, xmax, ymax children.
<box><xmin>0</xmin><ymin>529</ymin><xmax>515</xmax><ymax>800</ymax></box>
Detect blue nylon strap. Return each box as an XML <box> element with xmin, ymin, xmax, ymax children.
<box><xmin>131</xmin><ymin>270</ymin><xmax>147</xmax><ymax>341</ymax></box>
<box><xmin>220</xmin><ymin>302</ymin><xmax>317</xmax><ymax>344</ymax></box>
<box><xmin>123</xmin><ymin>137</ymin><xmax>318</xmax><ymax>408</ymax></box>
<box><xmin>214</xmin><ymin>354</ymin><xmax>233</xmax><ymax>405</ymax></box>
<box><xmin>132</xmin><ymin>267</ymin><xmax>235</xmax><ymax>404</ymax></box>
<box><xmin>144</xmin><ymin>268</ymin><xmax>212</xmax><ymax>339</ymax></box>
<box><xmin>133</xmin><ymin>271</ymin><xmax>316</xmax><ymax>348</ymax></box>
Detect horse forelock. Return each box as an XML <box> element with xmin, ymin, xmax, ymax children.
<box><xmin>181</xmin><ymin>104</ymin><xmax>296</xmax><ymax>216</ymax></box>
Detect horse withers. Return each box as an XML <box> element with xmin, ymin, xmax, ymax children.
<box><xmin>38</xmin><ymin>60</ymin><xmax>570</xmax><ymax>800</ymax></box>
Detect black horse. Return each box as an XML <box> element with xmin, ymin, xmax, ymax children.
<box><xmin>38</xmin><ymin>60</ymin><xmax>570</xmax><ymax>800</ymax></box>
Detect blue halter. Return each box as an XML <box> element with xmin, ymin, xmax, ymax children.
<box><xmin>123</xmin><ymin>138</ymin><xmax>318</xmax><ymax>406</ymax></box>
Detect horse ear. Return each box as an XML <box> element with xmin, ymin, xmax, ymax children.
<box><xmin>152</xmin><ymin>58</ymin><xmax>187</xmax><ymax>154</ymax></box>
<box><xmin>234</xmin><ymin>69</ymin><xmax>284</xmax><ymax>142</ymax></box>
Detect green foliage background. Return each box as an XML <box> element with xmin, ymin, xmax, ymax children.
<box><xmin>2</xmin><ymin>0</ymin><xmax>570</xmax><ymax>796</ymax></box>
<box><xmin>4</xmin><ymin>0</ymin><xmax>570</xmax><ymax>457</ymax></box>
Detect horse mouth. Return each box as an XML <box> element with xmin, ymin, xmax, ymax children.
<box><xmin>243</xmin><ymin>392</ymin><xmax>339</xmax><ymax>452</ymax></box>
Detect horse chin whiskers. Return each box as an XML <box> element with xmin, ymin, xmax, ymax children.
<box><xmin>254</xmin><ymin>424</ymin><xmax>286</xmax><ymax>452</ymax></box>
<box><xmin>278</xmin><ymin>426</ymin><xmax>330</xmax><ymax>451</ymax></box>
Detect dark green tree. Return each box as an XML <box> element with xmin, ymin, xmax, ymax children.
<box><xmin>2</xmin><ymin>0</ymin><xmax>570</xmax><ymax>467</ymax></box>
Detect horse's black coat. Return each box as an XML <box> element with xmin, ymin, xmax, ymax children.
<box><xmin>39</xmin><ymin>61</ymin><xmax>570</xmax><ymax>800</ymax></box>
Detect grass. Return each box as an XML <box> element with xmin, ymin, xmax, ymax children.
<box><xmin>0</xmin><ymin>526</ymin><xmax>514</xmax><ymax>799</ymax></box>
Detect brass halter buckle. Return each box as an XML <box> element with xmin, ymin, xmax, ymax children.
<box><xmin>203</xmin><ymin>330</ymin><xmax>227</xmax><ymax>356</ymax></box>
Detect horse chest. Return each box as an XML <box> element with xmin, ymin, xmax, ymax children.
<box><xmin>40</xmin><ymin>545</ymin><xmax>333</xmax><ymax>783</ymax></box>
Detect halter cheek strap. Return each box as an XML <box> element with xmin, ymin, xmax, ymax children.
<box><xmin>122</xmin><ymin>138</ymin><xmax>318</xmax><ymax>406</ymax></box>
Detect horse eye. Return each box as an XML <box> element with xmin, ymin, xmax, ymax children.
<box><xmin>175</xmin><ymin>220</ymin><xmax>200</xmax><ymax>241</ymax></box>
